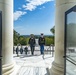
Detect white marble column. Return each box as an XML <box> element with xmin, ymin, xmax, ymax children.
<box><xmin>0</xmin><ymin>0</ymin><xmax>14</xmax><ymax>75</ymax></box>
<box><xmin>50</xmin><ymin>0</ymin><xmax>76</xmax><ymax>75</ymax></box>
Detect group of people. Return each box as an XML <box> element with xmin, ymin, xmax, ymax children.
<box><xmin>15</xmin><ymin>33</ymin><xmax>45</xmax><ymax>56</ymax></box>
<box><xmin>29</xmin><ymin>33</ymin><xmax>45</xmax><ymax>55</ymax></box>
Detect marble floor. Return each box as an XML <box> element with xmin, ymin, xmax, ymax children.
<box><xmin>11</xmin><ymin>54</ymin><xmax>54</xmax><ymax>75</ymax></box>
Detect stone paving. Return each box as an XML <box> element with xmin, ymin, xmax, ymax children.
<box><xmin>11</xmin><ymin>54</ymin><xmax>54</xmax><ymax>75</ymax></box>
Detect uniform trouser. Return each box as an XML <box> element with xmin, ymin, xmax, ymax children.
<box><xmin>40</xmin><ymin>45</ymin><xmax>44</xmax><ymax>54</ymax></box>
<box><xmin>30</xmin><ymin>46</ymin><xmax>35</xmax><ymax>55</ymax></box>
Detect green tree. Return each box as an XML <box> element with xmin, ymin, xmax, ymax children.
<box><xmin>19</xmin><ymin>36</ymin><xmax>27</xmax><ymax>45</ymax></box>
<box><xmin>13</xmin><ymin>30</ymin><xmax>27</xmax><ymax>45</ymax></box>
<box><xmin>50</xmin><ymin>26</ymin><xmax>55</xmax><ymax>45</ymax></box>
<box><xmin>13</xmin><ymin>30</ymin><xmax>20</xmax><ymax>45</ymax></box>
<box><xmin>50</xmin><ymin>26</ymin><xmax>55</xmax><ymax>35</ymax></box>
<box><xmin>26</xmin><ymin>37</ymin><xmax>30</xmax><ymax>45</ymax></box>
<box><xmin>45</xmin><ymin>37</ymin><xmax>54</xmax><ymax>46</ymax></box>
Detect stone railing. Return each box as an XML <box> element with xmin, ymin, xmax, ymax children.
<box><xmin>13</xmin><ymin>45</ymin><xmax>55</xmax><ymax>56</ymax></box>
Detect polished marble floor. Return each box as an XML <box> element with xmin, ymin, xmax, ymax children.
<box><xmin>11</xmin><ymin>54</ymin><xmax>54</xmax><ymax>75</ymax></box>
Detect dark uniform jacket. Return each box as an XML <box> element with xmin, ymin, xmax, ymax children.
<box><xmin>28</xmin><ymin>38</ymin><xmax>35</xmax><ymax>46</ymax></box>
<box><xmin>38</xmin><ymin>37</ymin><xmax>45</xmax><ymax>45</ymax></box>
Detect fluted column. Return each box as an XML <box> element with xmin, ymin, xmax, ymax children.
<box><xmin>0</xmin><ymin>0</ymin><xmax>14</xmax><ymax>75</ymax></box>
<box><xmin>50</xmin><ymin>0</ymin><xmax>76</xmax><ymax>75</ymax></box>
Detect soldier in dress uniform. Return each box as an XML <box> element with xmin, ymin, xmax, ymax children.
<box><xmin>38</xmin><ymin>33</ymin><xmax>45</xmax><ymax>55</ymax></box>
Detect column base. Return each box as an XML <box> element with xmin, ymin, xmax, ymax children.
<box><xmin>50</xmin><ymin>61</ymin><xmax>64</xmax><ymax>75</ymax></box>
<box><xmin>2</xmin><ymin>62</ymin><xmax>15</xmax><ymax>75</ymax></box>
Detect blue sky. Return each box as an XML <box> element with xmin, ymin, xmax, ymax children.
<box><xmin>14</xmin><ymin>0</ymin><xmax>55</xmax><ymax>35</ymax></box>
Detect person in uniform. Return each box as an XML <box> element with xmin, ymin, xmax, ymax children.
<box><xmin>28</xmin><ymin>34</ymin><xmax>36</xmax><ymax>55</ymax></box>
<box><xmin>38</xmin><ymin>33</ymin><xmax>45</xmax><ymax>55</ymax></box>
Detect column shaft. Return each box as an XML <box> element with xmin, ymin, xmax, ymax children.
<box><xmin>50</xmin><ymin>0</ymin><xmax>76</xmax><ymax>75</ymax></box>
<box><xmin>0</xmin><ymin>0</ymin><xmax>14</xmax><ymax>75</ymax></box>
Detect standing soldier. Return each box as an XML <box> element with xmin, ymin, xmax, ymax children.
<box><xmin>38</xmin><ymin>33</ymin><xmax>45</xmax><ymax>55</ymax></box>
<box><xmin>28</xmin><ymin>34</ymin><xmax>35</xmax><ymax>55</ymax></box>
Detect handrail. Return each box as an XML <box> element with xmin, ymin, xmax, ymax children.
<box><xmin>44</xmin><ymin>45</ymin><xmax>54</xmax><ymax>57</ymax></box>
<box><xmin>13</xmin><ymin>45</ymin><xmax>55</xmax><ymax>57</ymax></box>
<box><xmin>66</xmin><ymin>56</ymin><xmax>76</xmax><ymax>66</ymax></box>
<box><xmin>14</xmin><ymin>45</ymin><xmax>54</xmax><ymax>51</ymax></box>
<box><xmin>45</xmin><ymin>45</ymin><xmax>54</xmax><ymax>51</ymax></box>
<box><xmin>66</xmin><ymin>58</ymin><xmax>76</xmax><ymax>66</ymax></box>
<box><xmin>66</xmin><ymin>56</ymin><xmax>76</xmax><ymax>63</ymax></box>
<box><xmin>46</xmin><ymin>45</ymin><xmax>51</xmax><ymax>50</ymax></box>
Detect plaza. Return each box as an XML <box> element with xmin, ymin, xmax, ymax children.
<box><xmin>12</xmin><ymin>54</ymin><xmax>54</xmax><ymax>75</ymax></box>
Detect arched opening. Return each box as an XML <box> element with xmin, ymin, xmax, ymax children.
<box><xmin>13</xmin><ymin>0</ymin><xmax>55</xmax><ymax>75</ymax></box>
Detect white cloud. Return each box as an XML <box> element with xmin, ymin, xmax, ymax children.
<box><xmin>14</xmin><ymin>0</ymin><xmax>53</xmax><ymax>21</ymax></box>
<box><xmin>22</xmin><ymin>0</ymin><xmax>53</xmax><ymax>11</ymax></box>
<box><xmin>39</xmin><ymin>6</ymin><xmax>45</xmax><ymax>9</ymax></box>
<box><xmin>14</xmin><ymin>11</ymin><xmax>27</xmax><ymax>21</ymax></box>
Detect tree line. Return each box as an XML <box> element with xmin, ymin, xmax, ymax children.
<box><xmin>14</xmin><ymin>26</ymin><xmax>55</xmax><ymax>46</ymax></box>
<box><xmin>14</xmin><ymin>30</ymin><xmax>28</xmax><ymax>45</ymax></box>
